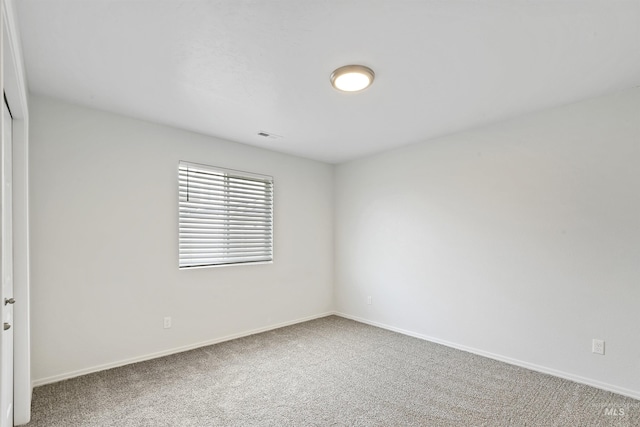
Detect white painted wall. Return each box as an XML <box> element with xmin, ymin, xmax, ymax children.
<box><xmin>335</xmin><ymin>88</ymin><xmax>640</xmax><ymax>398</ymax></box>
<box><xmin>29</xmin><ymin>95</ymin><xmax>334</xmax><ymax>383</ymax></box>
<box><xmin>30</xmin><ymin>87</ymin><xmax>640</xmax><ymax>400</ymax></box>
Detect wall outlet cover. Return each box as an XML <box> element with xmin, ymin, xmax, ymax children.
<box><xmin>592</xmin><ymin>339</ymin><xmax>605</xmax><ymax>355</ymax></box>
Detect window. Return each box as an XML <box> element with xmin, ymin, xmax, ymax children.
<box><xmin>178</xmin><ymin>161</ymin><xmax>273</xmax><ymax>268</ymax></box>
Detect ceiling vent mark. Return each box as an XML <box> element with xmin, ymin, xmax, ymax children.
<box><xmin>257</xmin><ymin>131</ymin><xmax>283</xmax><ymax>140</ymax></box>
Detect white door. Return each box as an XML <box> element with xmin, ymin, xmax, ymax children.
<box><xmin>0</xmin><ymin>96</ymin><xmax>14</xmax><ymax>427</ymax></box>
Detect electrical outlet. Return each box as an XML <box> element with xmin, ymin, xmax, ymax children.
<box><xmin>592</xmin><ymin>339</ymin><xmax>605</xmax><ymax>355</ymax></box>
<box><xmin>367</xmin><ymin>296</ymin><xmax>372</xmax><ymax>305</ymax></box>
<box><xmin>163</xmin><ymin>317</ymin><xmax>172</xmax><ymax>329</ymax></box>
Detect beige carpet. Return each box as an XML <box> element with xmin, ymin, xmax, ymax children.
<box><xmin>26</xmin><ymin>316</ymin><xmax>639</xmax><ymax>426</ymax></box>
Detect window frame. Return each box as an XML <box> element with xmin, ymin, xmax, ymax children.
<box><xmin>178</xmin><ymin>161</ymin><xmax>274</xmax><ymax>269</ymax></box>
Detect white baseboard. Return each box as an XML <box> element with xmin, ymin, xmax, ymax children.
<box><xmin>32</xmin><ymin>311</ymin><xmax>335</xmax><ymax>387</ymax></box>
<box><xmin>334</xmin><ymin>312</ymin><xmax>640</xmax><ymax>401</ymax></box>
<box><xmin>33</xmin><ymin>310</ymin><xmax>640</xmax><ymax>402</ymax></box>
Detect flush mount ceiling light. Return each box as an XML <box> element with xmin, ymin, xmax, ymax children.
<box><xmin>330</xmin><ymin>65</ymin><xmax>375</xmax><ymax>92</ymax></box>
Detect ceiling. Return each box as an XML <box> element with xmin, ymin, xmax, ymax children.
<box><xmin>16</xmin><ymin>0</ymin><xmax>640</xmax><ymax>164</ymax></box>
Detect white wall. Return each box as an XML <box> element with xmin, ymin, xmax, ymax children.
<box><xmin>30</xmin><ymin>87</ymin><xmax>640</xmax><ymax>399</ymax></box>
<box><xmin>29</xmin><ymin>95</ymin><xmax>334</xmax><ymax>383</ymax></box>
<box><xmin>335</xmin><ymin>88</ymin><xmax>640</xmax><ymax>398</ymax></box>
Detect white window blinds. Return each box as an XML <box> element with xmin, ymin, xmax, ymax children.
<box><xmin>178</xmin><ymin>161</ymin><xmax>273</xmax><ymax>268</ymax></box>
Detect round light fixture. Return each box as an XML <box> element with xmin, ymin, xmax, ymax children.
<box><xmin>330</xmin><ymin>65</ymin><xmax>375</xmax><ymax>92</ymax></box>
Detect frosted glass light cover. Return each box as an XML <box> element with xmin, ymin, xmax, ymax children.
<box><xmin>331</xmin><ymin>65</ymin><xmax>375</xmax><ymax>92</ymax></box>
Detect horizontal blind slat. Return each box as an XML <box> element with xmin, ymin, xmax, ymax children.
<box><xmin>179</xmin><ymin>254</ymin><xmax>272</xmax><ymax>261</ymax></box>
<box><xmin>180</xmin><ymin>242</ymin><xmax>270</xmax><ymax>250</ymax></box>
<box><xmin>179</xmin><ymin>208</ymin><xmax>272</xmax><ymax>220</ymax></box>
<box><xmin>179</xmin><ymin>215</ymin><xmax>271</xmax><ymax>224</ymax></box>
<box><xmin>179</xmin><ymin>200</ymin><xmax>272</xmax><ymax>213</ymax></box>
<box><xmin>179</xmin><ymin>184</ymin><xmax>272</xmax><ymax>200</ymax></box>
<box><xmin>179</xmin><ymin>173</ymin><xmax>272</xmax><ymax>191</ymax></box>
<box><xmin>178</xmin><ymin>182</ymin><xmax>271</xmax><ymax>196</ymax></box>
<box><xmin>179</xmin><ymin>237</ymin><xmax>272</xmax><ymax>242</ymax></box>
<box><xmin>178</xmin><ymin>223</ymin><xmax>271</xmax><ymax>230</ymax></box>
<box><xmin>179</xmin><ymin>166</ymin><xmax>271</xmax><ymax>183</ymax></box>
<box><xmin>178</xmin><ymin>249</ymin><xmax>272</xmax><ymax>257</ymax></box>
<box><xmin>180</xmin><ymin>258</ymin><xmax>271</xmax><ymax>268</ymax></box>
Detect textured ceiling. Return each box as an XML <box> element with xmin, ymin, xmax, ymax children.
<box><xmin>16</xmin><ymin>0</ymin><xmax>640</xmax><ymax>163</ymax></box>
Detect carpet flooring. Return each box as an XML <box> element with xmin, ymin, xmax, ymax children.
<box><xmin>26</xmin><ymin>316</ymin><xmax>639</xmax><ymax>426</ymax></box>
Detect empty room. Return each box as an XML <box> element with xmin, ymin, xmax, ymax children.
<box><xmin>0</xmin><ymin>0</ymin><xmax>638</xmax><ymax>425</ymax></box>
